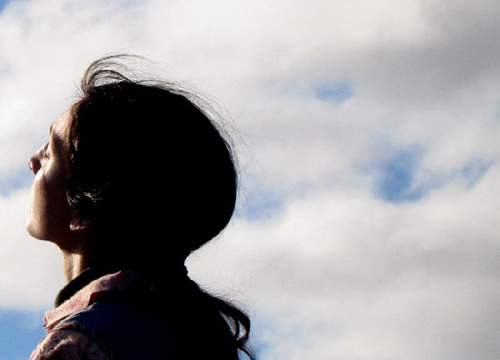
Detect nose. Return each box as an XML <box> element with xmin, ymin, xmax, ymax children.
<box><xmin>28</xmin><ymin>149</ymin><xmax>42</xmax><ymax>174</ymax></box>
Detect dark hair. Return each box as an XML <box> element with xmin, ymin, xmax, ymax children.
<box><xmin>65</xmin><ymin>55</ymin><xmax>254</xmax><ymax>359</ymax></box>
<box><xmin>67</xmin><ymin>56</ymin><xmax>237</xmax><ymax>259</ymax></box>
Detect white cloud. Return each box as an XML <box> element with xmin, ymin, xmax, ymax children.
<box><xmin>190</xmin><ymin>165</ymin><xmax>500</xmax><ymax>359</ymax></box>
<box><xmin>0</xmin><ymin>0</ymin><xmax>499</xmax><ymax>358</ymax></box>
<box><xmin>0</xmin><ymin>189</ymin><xmax>64</xmax><ymax>309</ymax></box>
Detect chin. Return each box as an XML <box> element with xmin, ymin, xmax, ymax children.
<box><xmin>26</xmin><ymin>221</ymin><xmax>42</xmax><ymax>240</ymax></box>
<box><xmin>26</xmin><ymin>217</ymin><xmax>47</xmax><ymax>241</ymax></box>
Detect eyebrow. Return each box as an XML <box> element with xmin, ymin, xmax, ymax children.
<box><xmin>48</xmin><ymin>124</ymin><xmax>55</xmax><ymax>149</ymax></box>
<box><xmin>48</xmin><ymin>124</ymin><xmax>63</xmax><ymax>154</ymax></box>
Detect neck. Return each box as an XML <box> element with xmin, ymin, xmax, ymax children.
<box><xmin>61</xmin><ymin>250</ymin><xmax>93</xmax><ymax>282</ymax></box>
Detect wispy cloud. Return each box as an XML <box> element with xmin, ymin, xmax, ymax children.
<box><xmin>0</xmin><ymin>0</ymin><xmax>499</xmax><ymax>359</ymax></box>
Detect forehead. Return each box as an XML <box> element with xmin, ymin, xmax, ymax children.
<box><xmin>51</xmin><ymin>110</ymin><xmax>70</xmax><ymax>135</ymax></box>
<box><xmin>49</xmin><ymin>110</ymin><xmax>71</xmax><ymax>150</ymax></box>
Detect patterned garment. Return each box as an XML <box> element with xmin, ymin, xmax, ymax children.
<box><xmin>30</xmin><ymin>270</ymin><xmax>142</xmax><ymax>360</ymax></box>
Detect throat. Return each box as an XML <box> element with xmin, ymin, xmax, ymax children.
<box><xmin>61</xmin><ymin>251</ymin><xmax>92</xmax><ymax>282</ymax></box>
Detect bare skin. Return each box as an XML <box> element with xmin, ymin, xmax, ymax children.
<box><xmin>61</xmin><ymin>251</ymin><xmax>92</xmax><ymax>282</ymax></box>
<box><xmin>28</xmin><ymin>111</ymin><xmax>95</xmax><ymax>282</ymax></box>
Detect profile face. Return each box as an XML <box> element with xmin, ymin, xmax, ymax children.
<box><xmin>26</xmin><ymin>111</ymin><xmax>76</xmax><ymax>247</ymax></box>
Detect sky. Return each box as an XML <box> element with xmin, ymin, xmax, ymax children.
<box><xmin>0</xmin><ymin>0</ymin><xmax>499</xmax><ymax>359</ymax></box>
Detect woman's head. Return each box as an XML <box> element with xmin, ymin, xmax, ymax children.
<box><xmin>29</xmin><ymin>56</ymin><xmax>238</xmax><ymax>266</ymax></box>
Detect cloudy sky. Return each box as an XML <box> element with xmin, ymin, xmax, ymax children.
<box><xmin>0</xmin><ymin>0</ymin><xmax>499</xmax><ymax>359</ymax></box>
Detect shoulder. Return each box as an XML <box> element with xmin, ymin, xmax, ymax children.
<box><xmin>30</xmin><ymin>328</ymin><xmax>109</xmax><ymax>360</ymax></box>
<box><xmin>55</xmin><ymin>297</ymin><xmax>182</xmax><ymax>359</ymax></box>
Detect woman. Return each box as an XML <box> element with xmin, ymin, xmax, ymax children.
<box><xmin>27</xmin><ymin>55</ymin><xmax>254</xmax><ymax>360</ymax></box>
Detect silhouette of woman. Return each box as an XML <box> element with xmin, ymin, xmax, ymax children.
<box><xmin>27</xmin><ymin>55</ymin><xmax>254</xmax><ymax>360</ymax></box>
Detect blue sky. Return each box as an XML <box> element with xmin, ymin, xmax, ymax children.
<box><xmin>1</xmin><ymin>0</ymin><xmax>500</xmax><ymax>359</ymax></box>
<box><xmin>0</xmin><ymin>311</ymin><xmax>45</xmax><ymax>360</ymax></box>
<box><xmin>376</xmin><ymin>148</ymin><xmax>423</xmax><ymax>202</ymax></box>
<box><xmin>0</xmin><ymin>0</ymin><xmax>10</xmax><ymax>12</ymax></box>
<box><xmin>314</xmin><ymin>81</ymin><xmax>353</xmax><ymax>105</ymax></box>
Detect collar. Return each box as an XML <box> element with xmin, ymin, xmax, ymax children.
<box><xmin>55</xmin><ymin>266</ymin><xmax>117</xmax><ymax>307</ymax></box>
<box><xmin>44</xmin><ymin>269</ymin><xmax>142</xmax><ymax>331</ymax></box>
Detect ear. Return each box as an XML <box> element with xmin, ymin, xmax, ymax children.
<box><xmin>70</xmin><ymin>216</ymin><xmax>91</xmax><ymax>233</ymax></box>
